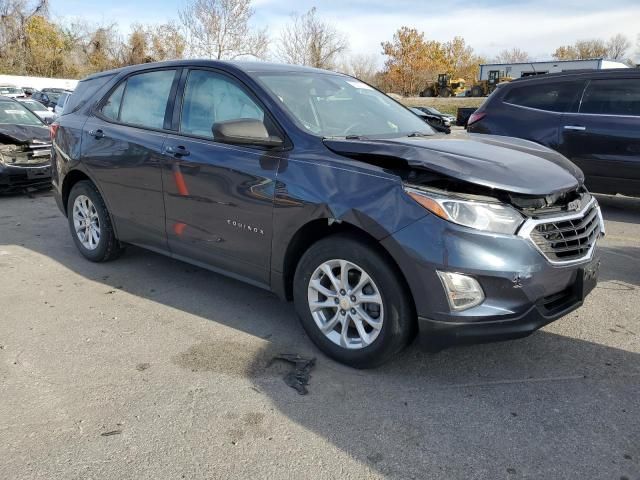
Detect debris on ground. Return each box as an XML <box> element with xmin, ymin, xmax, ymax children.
<box><xmin>136</xmin><ymin>363</ymin><xmax>150</xmax><ymax>371</ymax></box>
<box><xmin>100</xmin><ymin>430</ymin><xmax>122</xmax><ymax>437</ymax></box>
<box><xmin>271</xmin><ymin>354</ymin><xmax>316</xmax><ymax>395</ymax></box>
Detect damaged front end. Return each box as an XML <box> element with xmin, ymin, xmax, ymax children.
<box><xmin>0</xmin><ymin>138</ymin><xmax>52</xmax><ymax>193</ymax></box>
<box><xmin>324</xmin><ymin>134</ymin><xmax>604</xmax><ymax>264</ymax></box>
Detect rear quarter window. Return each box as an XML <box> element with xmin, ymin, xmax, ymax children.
<box><xmin>503</xmin><ymin>81</ymin><xmax>585</xmax><ymax>113</ymax></box>
<box><xmin>580</xmin><ymin>79</ymin><xmax>640</xmax><ymax>116</ymax></box>
<box><xmin>61</xmin><ymin>74</ymin><xmax>115</xmax><ymax>116</ymax></box>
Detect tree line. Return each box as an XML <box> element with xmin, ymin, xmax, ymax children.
<box><xmin>0</xmin><ymin>0</ymin><xmax>637</xmax><ymax>96</ymax></box>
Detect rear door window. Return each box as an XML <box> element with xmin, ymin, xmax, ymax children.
<box><xmin>580</xmin><ymin>79</ymin><xmax>640</xmax><ymax>116</ymax></box>
<box><xmin>102</xmin><ymin>70</ymin><xmax>176</xmax><ymax>129</ymax></box>
<box><xmin>503</xmin><ymin>81</ymin><xmax>585</xmax><ymax>113</ymax></box>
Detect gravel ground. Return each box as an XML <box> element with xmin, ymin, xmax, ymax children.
<box><xmin>0</xmin><ymin>190</ymin><xmax>638</xmax><ymax>480</ymax></box>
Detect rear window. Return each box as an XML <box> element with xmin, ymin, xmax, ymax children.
<box><xmin>580</xmin><ymin>79</ymin><xmax>640</xmax><ymax>116</ymax></box>
<box><xmin>503</xmin><ymin>81</ymin><xmax>585</xmax><ymax>113</ymax></box>
<box><xmin>62</xmin><ymin>74</ymin><xmax>114</xmax><ymax>116</ymax></box>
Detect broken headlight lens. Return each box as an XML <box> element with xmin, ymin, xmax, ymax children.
<box><xmin>405</xmin><ymin>187</ymin><xmax>524</xmax><ymax>235</ymax></box>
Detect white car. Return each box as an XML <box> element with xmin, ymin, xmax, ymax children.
<box><xmin>16</xmin><ymin>98</ymin><xmax>57</xmax><ymax>123</ymax></box>
<box><xmin>0</xmin><ymin>85</ymin><xmax>25</xmax><ymax>99</ymax></box>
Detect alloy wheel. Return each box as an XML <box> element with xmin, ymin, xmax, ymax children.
<box><xmin>307</xmin><ymin>259</ymin><xmax>384</xmax><ymax>349</ymax></box>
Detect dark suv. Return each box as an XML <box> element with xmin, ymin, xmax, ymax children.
<box><xmin>467</xmin><ymin>69</ymin><xmax>640</xmax><ymax>196</ymax></box>
<box><xmin>52</xmin><ymin>61</ymin><xmax>603</xmax><ymax>367</ymax></box>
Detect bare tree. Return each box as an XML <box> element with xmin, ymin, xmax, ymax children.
<box><xmin>606</xmin><ymin>33</ymin><xmax>631</xmax><ymax>60</ymax></box>
<box><xmin>277</xmin><ymin>7</ymin><xmax>347</xmax><ymax>69</ymax></box>
<box><xmin>179</xmin><ymin>0</ymin><xmax>268</xmax><ymax>60</ymax></box>
<box><xmin>494</xmin><ymin>47</ymin><xmax>531</xmax><ymax>63</ymax></box>
<box><xmin>337</xmin><ymin>53</ymin><xmax>378</xmax><ymax>83</ymax></box>
<box><xmin>148</xmin><ymin>22</ymin><xmax>185</xmax><ymax>61</ymax></box>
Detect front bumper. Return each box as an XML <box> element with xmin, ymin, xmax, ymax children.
<box><xmin>418</xmin><ymin>257</ymin><xmax>599</xmax><ymax>348</ymax></box>
<box><xmin>380</xmin><ymin>208</ymin><xmax>603</xmax><ymax>349</ymax></box>
<box><xmin>0</xmin><ymin>162</ymin><xmax>52</xmax><ymax>192</ymax></box>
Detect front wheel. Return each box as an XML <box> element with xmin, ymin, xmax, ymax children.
<box><xmin>293</xmin><ymin>235</ymin><xmax>415</xmax><ymax>368</ymax></box>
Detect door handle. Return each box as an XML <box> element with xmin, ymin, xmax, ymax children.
<box><xmin>88</xmin><ymin>129</ymin><xmax>105</xmax><ymax>139</ymax></box>
<box><xmin>164</xmin><ymin>145</ymin><xmax>190</xmax><ymax>157</ymax></box>
<box><xmin>563</xmin><ymin>125</ymin><xmax>586</xmax><ymax>131</ymax></box>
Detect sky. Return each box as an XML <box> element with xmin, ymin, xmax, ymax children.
<box><xmin>51</xmin><ymin>0</ymin><xmax>640</xmax><ymax>63</ymax></box>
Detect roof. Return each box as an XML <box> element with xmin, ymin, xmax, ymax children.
<box><xmin>82</xmin><ymin>60</ymin><xmax>338</xmax><ymax>82</ymax></box>
<box><xmin>479</xmin><ymin>58</ymin><xmax>627</xmax><ymax>67</ymax></box>
<box><xmin>508</xmin><ymin>68</ymin><xmax>640</xmax><ymax>84</ymax></box>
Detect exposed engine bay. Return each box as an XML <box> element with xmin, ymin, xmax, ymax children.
<box><xmin>323</xmin><ymin>134</ymin><xmax>589</xmax><ymax>218</ymax></box>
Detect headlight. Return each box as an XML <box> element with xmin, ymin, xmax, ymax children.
<box><xmin>405</xmin><ymin>186</ymin><xmax>524</xmax><ymax>235</ymax></box>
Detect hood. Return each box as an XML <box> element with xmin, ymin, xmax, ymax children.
<box><xmin>324</xmin><ymin>133</ymin><xmax>584</xmax><ymax>196</ymax></box>
<box><xmin>0</xmin><ymin>124</ymin><xmax>50</xmax><ymax>145</ymax></box>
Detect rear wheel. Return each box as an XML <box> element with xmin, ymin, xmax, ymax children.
<box><xmin>439</xmin><ymin>87</ymin><xmax>452</xmax><ymax>97</ymax></box>
<box><xmin>67</xmin><ymin>180</ymin><xmax>123</xmax><ymax>262</ymax></box>
<box><xmin>293</xmin><ymin>235</ymin><xmax>415</xmax><ymax>368</ymax></box>
<box><xmin>422</xmin><ymin>88</ymin><xmax>433</xmax><ymax>97</ymax></box>
<box><xmin>471</xmin><ymin>85</ymin><xmax>483</xmax><ymax>97</ymax></box>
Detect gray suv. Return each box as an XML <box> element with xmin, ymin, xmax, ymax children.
<box><xmin>51</xmin><ymin>61</ymin><xmax>603</xmax><ymax>367</ymax></box>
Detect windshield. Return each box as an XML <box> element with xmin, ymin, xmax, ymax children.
<box><xmin>256</xmin><ymin>72</ymin><xmax>434</xmax><ymax>138</ymax></box>
<box><xmin>0</xmin><ymin>86</ymin><xmax>23</xmax><ymax>95</ymax></box>
<box><xmin>21</xmin><ymin>100</ymin><xmax>47</xmax><ymax>111</ymax></box>
<box><xmin>0</xmin><ymin>100</ymin><xmax>44</xmax><ymax>126</ymax></box>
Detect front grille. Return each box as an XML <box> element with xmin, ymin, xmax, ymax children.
<box><xmin>529</xmin><ymin>202</ymin><xmax>600</xmax><ymax>262</ymax></box>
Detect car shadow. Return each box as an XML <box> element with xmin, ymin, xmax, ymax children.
<box><xmin>1</xmin><ymin>191</ymin><xmax>639</xmax><ymax>478</ymax></box>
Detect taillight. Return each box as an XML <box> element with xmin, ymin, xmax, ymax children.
<box><xmin>467</xmin><ymin>112</ymin><xmax>486</xmax><ymax>126</ymax></box>
<box><xmin>50</xmin><ymin>123</ymin><xmax>59</xmax><ymax>141</ymax></box>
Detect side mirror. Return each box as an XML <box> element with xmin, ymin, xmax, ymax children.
<box><xmin>43</xmin><ymin>116</ymin><xmax>54</xmax><ymax>125</ymax></box>
<box><xmin>212</xmin><ymin>119</ymin><xmax>283</xmax><ymax>148</ymax></box>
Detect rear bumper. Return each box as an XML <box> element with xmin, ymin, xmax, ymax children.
<box><xmin>0</xmin><ymin>163</ymin><xmax>51</xmax><ymax>192</ymax></box>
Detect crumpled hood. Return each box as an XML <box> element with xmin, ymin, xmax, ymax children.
<box><xmin>324</xmin><ymin>133</ymin><xmax>584</xmax><ymax>196</ymax></box>
<box><xmin>0</xmin><ymin>124</ymin><xmax>50</xmax><ymax>145</ymax></box>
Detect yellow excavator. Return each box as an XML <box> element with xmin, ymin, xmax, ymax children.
<box><xmin>420</xmin><ymin>73</ymin><xmax>466</xmax><ymax>98</ymax></box>
<box><xmin>469</xmin><ymin>70</ymin><xmax>513</xmax><ymax>97</ymax></box>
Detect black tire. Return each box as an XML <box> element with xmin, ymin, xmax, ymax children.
<box><xmin>471</xmin><ymin>85</ymin><xmax>483</xmax><ymax>97</ymax></box>
<box><xmin>422</xmin><ymin>88</ymin><xmax>434</xmax><ymax>97</ymax></box>
<box><xmin>439</xmin><ymin>87</ymin><xmax>452</xmax><ymax>98</ymax></box>
<box><xmin>293</xmin><ymin>235</ymin><xmax>415</xmax><ymax>368</ymax></box>
<box><xmin>67</xmin><ymin>180</ymin><xmax>123</xmax><ymax>262</ymax></box>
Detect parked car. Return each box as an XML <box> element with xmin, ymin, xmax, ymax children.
<box><xmin>17</xmin><ymin>98</ymin><xmax>57</xmax><ymax>123</ymax></box>
<box><xmin>52</xmin><ymin>61</ymin><xmax>603</xmax><ymax>367</ymax></box>
<box><xmin>467</xmin><ymin>69</ymin><xmax>640</xmax><ymax>196</ymax></box>
<box><xmin>54</xmin><ymin>92</ymin><xmax>70</xmax><ymax>115</ymax></box>
<box><xmin>409</xmin><ymin>107</ymin><xmax>451</xmax><ymax>134</ymax></box>
<box><xmin>413</xmin><ymin>106</ymin><xmax>456</xmax><ymax>126</ymax></box>
<box><xmin>33</xmin><ymin>89</ymin><xmax>72</xmax><ymax>109</ymax></box>
<box><xmin>0</xmin><ymin>85</ymin><xmax>25</xmax><ymax>99</ymax></box>
<box><xmin>0</xmin><ymin>97</ymin><xmax>52</xmax><ymax>192</ymax></box>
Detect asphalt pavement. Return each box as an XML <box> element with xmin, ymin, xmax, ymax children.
<box><xmin>0</xmin><ymin>190</ymin><xmax>638</xmax><ymax>480</ymax></box>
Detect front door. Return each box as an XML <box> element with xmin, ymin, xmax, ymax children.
<box><xmin>560</xmin><ymin>78</ymin><xmax>640</xmax><ymax>195</ymax></box>
<box><xmin>82</xmin><ymin>68</ymin><xmax>179</xmax><ymax>251</ymax></box>
<box><xmin>162</xmin><ymin>68</ymin><xmax>282</xmax><ymax>286</ymax></box>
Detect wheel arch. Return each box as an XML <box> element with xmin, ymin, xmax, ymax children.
<box><xmin>60</xmin><ymin>168</ymin><xmax>121</xmax><ymax>241</ymax></box>
<box><xmin>275</xmin><ymin>218</ymin><xmax>417</xmax><ymax>322</ymax></box>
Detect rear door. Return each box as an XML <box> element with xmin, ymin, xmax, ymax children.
<box><xmin>474</xmin><ymin>80</ymin><xmax>585</xmax><ymax>149</ymax></box>
<box><xmin>560</xmin><ymin>78</ymin><xmax>640</xmax><ymax>195</ymax></box>
<box><xmin>161</xmin><ymin>68</ymin><xmax>282</xmax><ymax>286</ymax></box>
<box><xmin>82</xmin><ymin>68</ymin><xmax>180</xmax><ymax>251</ymax></box>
